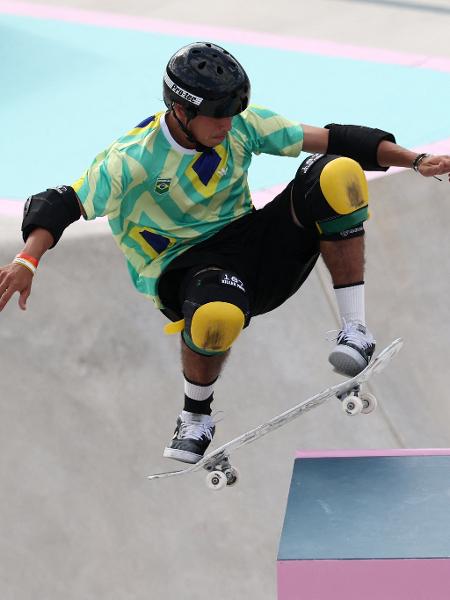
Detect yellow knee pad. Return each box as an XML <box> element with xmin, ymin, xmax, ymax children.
<box><xmin>190</xmin><ymin>301</ymin><xmax>245</xmax><ymax>354</ymax></box>
<box><xmin>319</xmin><ymin>157</ymin><xmax>369</xmax><ymax>214</ymax></box>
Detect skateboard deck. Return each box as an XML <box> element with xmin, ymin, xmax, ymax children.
<box><xmin>147</xmin><ymin>338</ymin><xmax>403</xmax><ymax>489</ymax></box>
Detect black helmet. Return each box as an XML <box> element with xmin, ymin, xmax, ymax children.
<box><xmin>163</xmin><ymin>42</ymin><xmax>251</xmax><ymax>118</ymax></box>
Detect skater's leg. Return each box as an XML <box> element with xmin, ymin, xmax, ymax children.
<box><xmin>182</xmin><ymin>338</ymin><xmax>229</xmax><ymax>386</ymax></box>
<box><xmin>164</xmin><ymin>266</ymin><xmax>250</xmax><ymax>464</ymax></box>
<box><xmin>291</xmin><ymin>154</ymin><xmax>375</xmax><ymax>374</ymax></box>
<box><xmin>320</xmin><ymin>236</ymin><xmax>366</xmax><ymax>326</ymax></box>
<box><xmin>181</xmin><ymin>339</ymin><xmax>229</xmax><ymax>416</ymax></box>
<box><xmin>320</xmin><ymin>235</ymin><xmax>364</xmax><ymax>289</ymax></box>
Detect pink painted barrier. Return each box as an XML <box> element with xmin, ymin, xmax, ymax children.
<box><xmin>2</xmin><ymin>1</ymin><xmax>450</xmax><ymax>73</ymax></box>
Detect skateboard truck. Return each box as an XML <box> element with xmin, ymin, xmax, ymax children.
<box><xmin>337</xmin><ymin>384</ymin><xmax>378</xmax><ymax>416</ymax></box>
<box><xmin>203</xmin><ymin>451</ymin><xmax>239</xmax><ymax>490</ymax></box>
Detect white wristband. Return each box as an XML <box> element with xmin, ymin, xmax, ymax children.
<box><xmin>13</xmin><ymin>257</ymin><xmax>37</xmax><ymax>275</ymax></box>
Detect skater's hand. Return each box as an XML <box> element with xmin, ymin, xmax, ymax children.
<box><xmin>0</xmin><ymin>262</ymin><xmax>34</xmax><ymax>311</ymax></box>
<box><xmin>417</xmin><ymin>154</ymin><xmax>450</xmax><ymax>181</ymax></box>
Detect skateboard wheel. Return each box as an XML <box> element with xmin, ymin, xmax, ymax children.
<box><xmin>360</xmin><ymin>392</ymin><xmax>378</xmax><ymax>414</ymax></box>
<box><xmin>206</xmin><ymin>470</ymin><xmax>227</xmax><ymax>490</ymax></box>
<box><xmin>224</xmin><ymin>467</ymin><xmax>239</xmax><ymax>487</ymax></box>
<box><xmin>342</xmin><ymin>394</ymin><xmax>364</xmax><ymax>416</ymax></box>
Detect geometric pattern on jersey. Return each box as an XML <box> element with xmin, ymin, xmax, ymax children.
<box><xmin>140</xmin><ymin>229</ymin><xmax>171</xmax><ymax>254</ymax></box>
<box><xmin>135</xmin><ymin>115</ymin><xmax>155</xmax><ymax>129</ymax></box>
<box><xmin>192</xmin><ymin>150</ymin><xmax>222</xmax><ymax>186</ymax></box>
<box><xmin>72</xmin><ymin>105</ymin><xmax>304</xmax><ymax>308</ymax></box>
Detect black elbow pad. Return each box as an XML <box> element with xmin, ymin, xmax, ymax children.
<box><xmin>325</xmin><ymin>124</ymin><xmax>396</xmax><ymax>171</ymax></box>
<box><xmin>22</xmin><ymin>185</ymin><xmax>81</xmax><ymax>248</ymax></box>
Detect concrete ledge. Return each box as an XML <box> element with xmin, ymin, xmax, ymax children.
<box><xmin>278</xmin><ymin>449</ymin><xmax>450</xmax><ymax>600</ymax></box>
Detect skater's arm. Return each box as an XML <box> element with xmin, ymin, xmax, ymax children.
<box><xmin>22</xmin><ymin>227</ymin><xmax>55</xmax><ymax>260</ymax></box>
<box><xmin>377</xmin><ymin>140</ymin><xmax>450</xmax><ymax>180</ymax></box>
<box><xmin>302</xmin><ymin>123</ymin><xmax>450</xmax><ymax>180</ymax></box>
<box><xmin>0</xmin><ymin>187</ymin><xmax>84</xmax><ymax>312</ymax></box>
<box><xmin>301</xmin><ymin>124</ymin><xmax>329</xmax><ymax>154</ymax></box>
<box><xmin>0</xmin><ymin>228</ymin><xmax>53</xmax><ymax>312</ymax></box>
<box><xmin>301</xmin><ymin>123</ymin><xmax>394</xmax><ymax>171</ymax></box>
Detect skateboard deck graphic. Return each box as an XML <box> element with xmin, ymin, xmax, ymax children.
<box><xmin>147</xmin><ymin>338</ymin><xmax>403</xmax><ymax>489</ymax></box>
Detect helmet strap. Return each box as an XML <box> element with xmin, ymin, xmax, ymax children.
<box><xmin>171</xmin><ymin>104</ymin><xmax>213</xmax><ymax>154</ymax></box>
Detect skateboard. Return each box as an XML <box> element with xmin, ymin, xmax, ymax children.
<box><xmin>147</xmin><ymin>338</ymin><xmax>403</xmax><ymax>490</ymax></box>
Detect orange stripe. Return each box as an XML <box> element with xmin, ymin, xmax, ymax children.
<box><xmin>16</xmin><ymin>253</ymin><xmax>39</xmax><ymax>268</ymax></box>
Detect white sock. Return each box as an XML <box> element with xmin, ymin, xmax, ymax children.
<box><xmin>184</xmin><ymin>377</ymin><xmax>215</xmax><ymax>402</ymax></box>
<box><xmin>334</xmin><ymin>283</ymin><xmax>365</xmax><ymax>325</ymax></box>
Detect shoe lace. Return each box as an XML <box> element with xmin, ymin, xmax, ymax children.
<box><xmin>327</xmin><ymin>319</ymin><xmax>373</xmax><ymax>349</ymax></box>
<box><xmin>179</xmin><ymin>420</ymin><xmax>215</xmax><ymax>442</ymax></box>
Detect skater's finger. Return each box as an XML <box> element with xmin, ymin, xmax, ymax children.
<box><xmin>0</xmin><ymin>285</ymin><xmax>15</xmax><ymax>311</ymax></box>
<box><xmin>19</xmin><ymin>287</ymin><xmax>31</xmax><ymax>311</ymax></box>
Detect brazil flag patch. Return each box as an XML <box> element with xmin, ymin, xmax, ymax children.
<box><xmin>155</xmin><ymin>178</ymin><xmax>171</xmax><ymax>195</ymax></box>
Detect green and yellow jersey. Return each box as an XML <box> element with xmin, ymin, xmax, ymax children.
<box><xmin>73</xmin><ymin>106</ymin><xmax>303</xmax><ymax>308</ymax></box>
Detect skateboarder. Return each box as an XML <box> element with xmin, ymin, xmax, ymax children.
<box><xmin>1</xmin><ymin>42</ymin><xmax>449</xmax><ymax>465</ymax></box>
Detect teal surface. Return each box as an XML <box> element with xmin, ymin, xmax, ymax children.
<box><xmin>2</xmin><ymin>14</ymin><xmax>450</xmax><ymax>200</ymax></box>
<box><xmin>278</xmin><ymin>456</ymin><xmax>450</xmax><ymax>560</ymax></box>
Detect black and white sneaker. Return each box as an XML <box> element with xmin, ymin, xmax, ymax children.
<box><xmin>328</xmin><ymin>321</ymin><xmax>376</xmax><ymax>377</ymax></box>
<box><xmin>163</xmin><ymin>410</ymin><xmax>215</xmax><ymax>464</ymax></box>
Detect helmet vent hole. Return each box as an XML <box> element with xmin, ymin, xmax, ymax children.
<box><xmin>198</xmin><ymin>61</ymin><xmax>207</xmax><ymax>70</ymax></box>
<box><xmin>217</xmin><ymin>66</ymin><xmax>224</xmax><ymax>75</ymax></box>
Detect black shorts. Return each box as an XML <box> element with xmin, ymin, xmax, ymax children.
<box><xmin>157</xmin><ymin>180</ymin><xmax>321</xmax><ymax>321</ymax></box>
